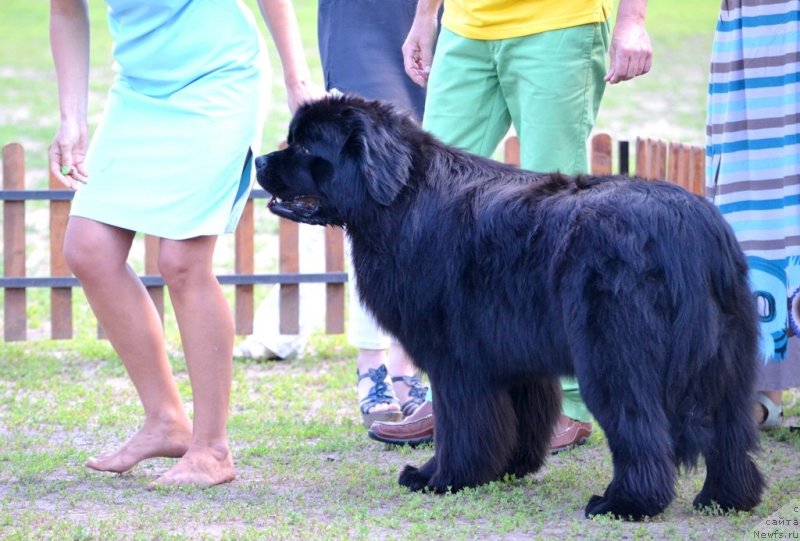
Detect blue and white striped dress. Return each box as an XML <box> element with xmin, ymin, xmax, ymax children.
<box><xmin>706</xmin><ymin>0</ymin><xmax>800</xmax><ymax>390</ymax></box>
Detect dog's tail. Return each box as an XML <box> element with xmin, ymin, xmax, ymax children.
<box><xmin>665</xmin><ymin>197</ymin><xmax>761</xmax><ymax>471</ymax></box>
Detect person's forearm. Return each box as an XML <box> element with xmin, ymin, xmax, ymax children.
<box><xmin>256</xmin><ymin>0</ymin><xmax>311</xmax><ymax>89</ymax></box>
<box><xmin>50</xmin><ymin>0</ymin><xmax>90</xmax><ymax>124</ymax></box>
<box><xmin>615</xmin><ymin>0</ymin><xmax>647</xmax><ymax>25</ymax></box>
<box><xmin>414</xmin><ymin>0</ymin><xmax>443</xmax><ymax>20</ymax></box>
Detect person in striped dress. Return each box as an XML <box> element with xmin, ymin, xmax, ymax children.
<box><xmin>706</xmin><ymin>0</ymin><xmax>800</xmax><ymax>428</ymax></box>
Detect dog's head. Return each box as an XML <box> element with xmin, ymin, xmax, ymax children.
<box><xmin>256</xmin><ymin>95</ymin><xmax>417</xmax><ymax>227</ymax></box>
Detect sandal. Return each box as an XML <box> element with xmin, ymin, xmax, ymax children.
<box><xmin>391</xmin><ymin>374</ymin><xmax>429</xmax><ymax>417</ymax></box>
<box><xmin>755</xmin><ymin>392</ymin><xmax>783</xmax><ymax>430</ymax></box>
<box><xmin>358</xmin><ymin>364</ymin><xmax>403</xmax><ymax>428</ymax></box>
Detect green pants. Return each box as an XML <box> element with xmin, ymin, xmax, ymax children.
<box><xmin>423</xmin><ymin>22</ymin><xmax>610</xmax><ymax>422</ymax></box>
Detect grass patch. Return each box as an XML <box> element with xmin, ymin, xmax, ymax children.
<box><xmin>1</xmin><ymin>344</ymin><xmax>798</xmax><ymax>539</ymax></box>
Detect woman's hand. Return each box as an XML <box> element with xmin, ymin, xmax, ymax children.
<box><xmin>286</xmin><ymin>80</ymin><xmax>327</xmax><ymax>114</ymax></box>
<box><xmin>49</xmin><ymin>118</ymin><xmax>89</xmax><ymax>189</ymax></box>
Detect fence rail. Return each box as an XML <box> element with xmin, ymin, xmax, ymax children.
<box><xmin>1</xmin><ymin>134</ymin><xmax>705</xmax><ymax>342</ymax></box>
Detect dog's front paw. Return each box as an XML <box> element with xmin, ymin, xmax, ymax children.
<box><xmin>692</xmin><ymin>490</ymin><xmax>715</xmax><ymax>512</ymax></box>
<box><xmin>584</xmin><ymin>494</ymin><xmax>651</xmax><ymax>521</ymax></box>
<box><xmin>398</xmin><ymin>464</ymin><xmax>430</xmax><ymax>492</ymax></box>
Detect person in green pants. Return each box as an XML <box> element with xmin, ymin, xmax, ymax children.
<box><xmin>369</xmin><ymin>0</ymin><xmax>651</xmax><ymax>451</ymax></box>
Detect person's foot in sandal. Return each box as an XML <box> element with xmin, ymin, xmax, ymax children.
<box><xmin>754</xmin><ymin>391</ymin><xmax>783</xmax><ymax>430</ymax></box>
<box><xmin>391</xmin><ymin>374</ymin><xmax>429</xmax><ymax>417</ymax></box>
<box><xmin>357</xmin><ymin>352</ymin><xmax>402</xmax><ymax>428</ymax></box>
<box><xmin>384</xmin><ymin>341</ymin><xmax>429</xmax><ymax>417</ymax></box>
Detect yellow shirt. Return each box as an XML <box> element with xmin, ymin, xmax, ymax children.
<box><xmin>443</xmin><ymin>0</ymin><xmax>613</xmax><ymax>40</ymax></box>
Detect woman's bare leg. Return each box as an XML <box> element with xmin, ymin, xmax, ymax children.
<box><xmin>64</xmin><ymin>217</ymin><xmax>192</xmax><ymax>473</ymax></box>
<box><xmin>150</xmin><ymin>235</ymin><xmax>236</xmax><ymax>487</ymax></box>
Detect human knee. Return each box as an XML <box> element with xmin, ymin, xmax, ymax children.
<box><xmin>63</xmin><ymin>229</ymin><xmax>106</xmax><ymax>279</ymax></box>
<box><xmin>157</xmin><ymin>249</ymin><xmax>194</xmax><ymax>291</ymax></box>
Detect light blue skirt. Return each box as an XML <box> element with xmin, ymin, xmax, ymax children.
<box><xmin>72</xmin><ymin>0</ymin><xmax>269</xmax><ymax>240</ymax></box>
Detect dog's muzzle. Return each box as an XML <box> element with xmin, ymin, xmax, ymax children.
<box><xmin>267</xmin><ymin>194</ymin><xmax>327</xmax><ymax>225</ymax></box>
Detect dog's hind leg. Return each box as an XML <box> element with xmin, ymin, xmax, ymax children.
<box><xmin>693</xmin><ymin>392</ymin><xmax>764</xmax><ymax>512</ymax></box>
<box><xmin>399</xmin><ymin>378</ymin><xmax>518</xmax><ymax>493</ymax></box>
<box><xmin>503</xmin><ymin>377</ymin><xmax>561</xmax><ymax>479</ymax></box>
<box><xmin>583</xmin><ymin>405</ymin><xmax>678</xmax><ymax>520</ymax></box>
<box><xmin>575</xmin><ymin>346</ymin><xmax>678</xmax><ymax>519</ymax></box>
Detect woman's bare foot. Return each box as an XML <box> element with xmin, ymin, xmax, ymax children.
<box><xmin>86</xmin><ymin>418</ymin><xmax>192</xmax><ymax>473</ymax></box>
<box><xmin>148</xmin><ymin>443</ymin><xmax>235</xmax><ymax>488</ymax></box>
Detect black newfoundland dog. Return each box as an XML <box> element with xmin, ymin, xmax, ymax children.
<box><xmin>256</xmin><ymin>95</ymin><xmax>764</xmax><ymax>520</ymax></box>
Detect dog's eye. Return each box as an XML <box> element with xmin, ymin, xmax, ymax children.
<box><xmin>295</xmin><ymin>145</ymin><xmax>310</xmax><ymax>155</ymax></box>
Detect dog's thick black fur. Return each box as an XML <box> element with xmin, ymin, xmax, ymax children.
<box><xmin>256</xmin><ymin>95</ymin><xmax>764</xmax><ymax>520</ymax></box>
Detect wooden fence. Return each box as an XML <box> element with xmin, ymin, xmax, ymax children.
<box><xmin>1</xmin><ymin>134</ymin><xmax>705</xmax><ymax>342</ymax></box>
<box><xmin>1</xmin><ymin>142</ymin><xmax>346</xmax><ymax>342</ymax></box>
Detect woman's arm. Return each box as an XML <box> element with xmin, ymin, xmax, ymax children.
<box><xmin>49</xmin><ymin>0</ymin><xmax>91</xmax><ymax>188</ymax></box>
<box><xmin>256</xmin><ymin>0</ymin><xmax>324</xmax><ymax>112</ymax></box>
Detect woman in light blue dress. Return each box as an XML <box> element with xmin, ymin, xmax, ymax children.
<box><xmin>48</xmin><ymin>0</ymin><xmax>322</xmax><ymax>487</ymax></box>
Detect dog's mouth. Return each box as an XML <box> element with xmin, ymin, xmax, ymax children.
<box><xmin>267</xmin><ymin>194</ymin><xmax>323</xmax><ymax>222</ymax></box>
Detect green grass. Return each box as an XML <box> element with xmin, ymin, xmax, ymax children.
<box><xmin>2</xmin><ymin>1</ymin><xmax>800</xmax><ymax>539</ymax></box>
<box><xmin>1</xmin><ymin>342</ymin><xmax>799</xmax><ymax>540</ymax></box>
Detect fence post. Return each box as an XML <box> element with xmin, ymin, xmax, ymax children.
<box><xmin>278</xmin><ymin>218</ymin><xmax>300</xmax><ymax>334</ymax></box>
<box><xmin>49</xmin><ymin>170</ymin><xmax>72</xmax><ymax>339</ymax></box>
<box><xmin>668</xmin><ymin>142</ymin><xmax>690</xmax><ymax>192</ymax></box>
<box><xmin>636</xmin><ymin>138</ymin><xmax>667</xmax><ymax>180</ymax></box>
<box><xmin>234</xmin><ymin>198</ymin><xmax>255</xmax><ymax>335</ymax></box>
<box><xmin>3</xmin><ymin>143</ymin><xmax>27</xmax><ymax>341</ymax></box>
<box><xmin>690</xmin><ymin>146</ymin><xmax>706</xmax><ymax>196</ymax></box>
<box><xmin>325</xmin><ymin>227</ymin><xmax>345</xmax><ymax>334</ymax></box>
<box><xmin>591</xmin><ymin>133</ymin><xmax>613</xmax><ymax>175</ymax></box>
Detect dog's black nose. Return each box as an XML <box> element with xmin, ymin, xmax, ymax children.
<box><xmin>255</xmin><ymin>155</ymin><xmax>268</xmax><ymax>171</ymax></box>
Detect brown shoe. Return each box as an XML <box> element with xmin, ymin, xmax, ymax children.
<box><xmin>368</xmin><ymin>401</ymin><xmax>434</xmax><ymax>447</ymax></box>
<box><xmin>550</xmin><ymin>414</ymin><xmax>592</xmax><ymax>454</ymax></box>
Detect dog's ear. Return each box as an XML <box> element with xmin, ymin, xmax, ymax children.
<box><xmin>342</xmin><ymin>109</ymin><xmax>412</xmax><ymax>206</ymax></box>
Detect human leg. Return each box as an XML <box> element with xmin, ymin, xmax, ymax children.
<box><xmin>499</xmin><ymin>22</ymin><xmax>609</xmax><ymax>175</ymax></box>
<box><xmin>152</xmin><ymin>235</ymin><xmax>236</xmax><ymax>487</ymax></box>
<box><xmin>63</xmin><ymin>217</ymin><xmax>192</xmax><ymax>473</ymax></box>
<box><xmin>705</xmin><ymin>0</ymin><xmax>800</xmax><ymax>429</ymax></box>
<box><xmin>387</xmin><ymin>342</ymin><xmax>427</xmax><ymax>416</ymax></box>
<box><xmin>318</xmin><ymin>0</ymin><xmax>426</xmax><ymax>121</ymax></box>
<box><xmin>319</xmin><ymin>0</ymin><xmax>429</xmax><ymax>426</ymax></box>
<box><xmin>754</xmin><ymin>390</ymin><xmax>784</xmax><ymax>428</ymax></box>
<box><xmin>348</xmin><ymin>261</ymin><xmax>402</xmax><ymax>425</ymax></box>
<box><xmin>422</xmin><ymin>28</ymin><xmax>511</xmax><ymax>154</ymax></box>
<box><xmin>380</xmin><ymin>30</ymin><xmax>510</xmax><ymax>443</ymax></box>
<box><xmin>499</xmin><ymin>23</ymin><xmax>610</xmax><ymax>431</ymax></box>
